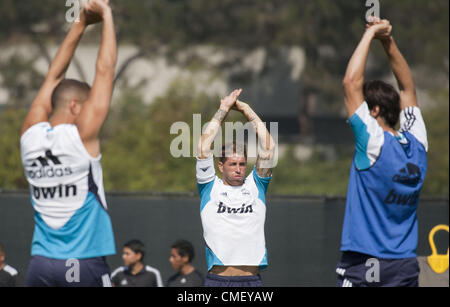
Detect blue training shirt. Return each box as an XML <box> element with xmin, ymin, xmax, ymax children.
<box><xmin>341</xmin><ymin>102</ymin><xmax>428</xmax><ymax>259</ymax></box>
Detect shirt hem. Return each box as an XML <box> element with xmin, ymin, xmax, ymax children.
<box><xmin>340</xmin><ymin>247</ymin><xmax>417</xmax><ymax>260</ymax></box>
<box><xmin>31</xmin><ymin>250</ymin><xmax>116</xmax><ymax>260</ymax></box>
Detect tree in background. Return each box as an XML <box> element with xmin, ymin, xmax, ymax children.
<box><xmin>0</xmin><ymin>109</ymin><xmax>27</xmax><ymax>189</ymax></box>
<box><xmin>0</xmin><ymin>0</ymin><xmax>448</xmax><ymax>195</ymax></box>
<box><xmin>100</xmin><ymin>80</ymin><xmax>215</xmax><ymax>192</ymax></box>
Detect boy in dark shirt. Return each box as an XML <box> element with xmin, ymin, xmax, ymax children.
<box><xmin>167</xmin><ymin>240</ymin><xmax>204</xmax><ymax>287</ymax></box>
<box><xmin>111</xmin><ymin>240</ymin><xmax>163</xmax><ymax>287</ymax></box>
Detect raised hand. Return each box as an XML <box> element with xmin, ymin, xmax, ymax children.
<box><xmin>81</xmin><ymin>0</ymin><xmax>111</xmax><ymax>26</ymax></box>
<box><xmin>220</xmin><ymin>89</ymin><xmax>242</xmax><ymax>111</ymax></box>
<box><xmin>366</xmin><ymin>17</ymin><xmax>392</xmax><ymax>40</ymax></box>
<box><xmin>232</xmin><ymin>100</ymin><xmax>249</xmax><ymax>113</ymax></box>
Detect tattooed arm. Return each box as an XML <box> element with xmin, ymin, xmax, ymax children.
<box><xmin>235</xmin><ymin>100</ymin><xmax>275</xmax><ymax>178</ymax></box>
<box><xmin>197</xmin><ymin>89</ymin><xmax>242</xmax><ymax>159</ymax></box>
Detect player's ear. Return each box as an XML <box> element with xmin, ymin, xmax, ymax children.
<box><xmin>218</xmin><ymin>161</ymin><xmax>224</xmax><ymax>174</ymax></box>
<box><xmin>370</xmin><ymin>105</ymin><xmax>381</xmax><ymax>118</ymax></box>
<box><xmin>182</xmin><ymin>254</ymin><xmax>190</xmax><ymax>264</ymax></box>
<box><xmin>69</xmin><ymin>100</ymin><xmax>82</xmax><ymax>116</ymax></box>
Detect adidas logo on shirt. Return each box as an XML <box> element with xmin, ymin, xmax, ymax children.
<box><xmin>27</xmin><ymin>150</ymin><xmax>73</xmax><ymax>179</ymax></box>
<box><xmin>384</xmin><ymin>163</ymin><xmax>422</xmax><ymax>206</ymax></box>
<box><xmin>392</xmin><ymin>163</ymin><xmax>422</xmax><ymax>187</ymax></box>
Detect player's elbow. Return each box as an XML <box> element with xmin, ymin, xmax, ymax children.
<box><xmin>266</xmin><ymin>138</ymin><xmax>276</xmax><ymax>154</ymax></box>
<box><xmin>261</xmin><ymin>140</ymin><xmax>276</xmax><ymax>160</ymax></box>
<box><xmin>342</xmin><ymin>76</ymin><xmax>363</xmax><ymax>90</ymax></box>
<box><xmin>96</xmin><ymin>57</ymin><xmax>117</xmax><ymax>77</ymax></box>
<box><xmin>96</xmin><ymin>63</ymin><xmax>116</xmax><ymax>78</ymax></box>
<box><xmin>343</xmin><ymin>77</ymin><xmax>364</xmax><ymax>98</ymax></box>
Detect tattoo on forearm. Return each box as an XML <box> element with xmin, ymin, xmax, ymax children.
<box><xmin>246</xmin><ymin>109</ymin><xmax>258</xmax><ymax>122</ymax></box>
<box><xmin>257</xmin><ymin>168</ymin><xmax>272</xmax><ymax>178</ymax></box>
<box><xmin>256</xmin><ymin>155</ymin><xmax>273</xmax><ymax>178</ymax></box>
<box><xmin>199</xmin><ymin>117</ymin><xmax>222</xmax><ymax>158</ymax></box>
<box><xmin>250</xmin><ymin>121</ymin><xmax>258</xmax><ymax>132</ymax></box>
<box><xmin>214</xmin><ymin>109</ymin><xmax>228</xmax><ymax>123</ymax></box>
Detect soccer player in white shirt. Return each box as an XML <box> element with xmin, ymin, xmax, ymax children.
<box><xmin>21</xmin><ymin>0</ymin><xmax>117</xmax><ymax>287</ymax></box>
<box><xmin>196</xmin><ymin>89</ymin><xmax>276</xmax><ymax>287</ymax></box>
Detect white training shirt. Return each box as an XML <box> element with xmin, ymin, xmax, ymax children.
<box><xmin>196</xmin><ymin>156</ymin><xmax>271</xmax><ymax>271</ymax></box>
<box><xmin>20</xmin><ymin>122</ymin><xmax>115</xmax><ymax>259</ymax></box>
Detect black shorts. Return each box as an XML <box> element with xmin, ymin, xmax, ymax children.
<box><xmin>336</xmin><ymin>251</ymin><xmax>419</xmax><ymax>287</ymax></box>
<box><xmin>204</xmin><ymin>273</ymin><xmax>263</xmax><ymax>287</ymax></box>
<box><xmin>26</xmin><ymin>255</ymin><xmax>112</xmax><ymax>287</ymax></box>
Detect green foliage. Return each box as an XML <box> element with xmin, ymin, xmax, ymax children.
<box><xmin>0</xmin><ymin>108</ymin><xmax>28</xmax><ymax>189</ymax></box>
<box><xmin>100</xmin><ymin>80</ymin><xmax>216</xmax><ymax>192</ymax></box>
<box><xmin>0</xmin><ymin>82</ymin><xmax>448</xmax><ymax>196</ymax></box>
<box><xmin>101</xmin><ymin>83</ymin><xmax>354</xmax><ymax>195</ymax></box>
<box><xmin>0</xmin><ymin>0</ymin><xmax>448</xmax><ymax>196</ymax></box>
<box><xmin>0</xmin><ymin>55</ymin><xmax>44</xmax><ymax>108</ymax></box>
<box><xmin>422</xmin><ymin>89</ymin><xmax>449</xmax><ymax>196</ymax></box>
<box><xmin>99</xmin><ymin>83</ymin><xmax>449</xmax><ymax>197</ymax></box>
<box><xmin>0</xmin><ymin>0</ymin><xmax>67</xmax><ymax>41</ymax></box>
<box><xmin>269</xmin><ymin>146</ymin><xmax>353</xmax><ymax>196</ymax></box>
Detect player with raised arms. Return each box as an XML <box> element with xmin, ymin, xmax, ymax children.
<box><xmin>20</xmin><ymin>0</ymin><xmax>117</xmax><ymax>287</ymax></box>
<box><xmin>196</xmin><ymin>89</ymin><xmax>276</xmax><ymax>287</ymax></box>
<box><xmin>336</xmin><ymin>17</ymin><xmax>428</xmax><ymax>287</ymax></box>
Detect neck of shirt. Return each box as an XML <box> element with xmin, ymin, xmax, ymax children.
<box><xmin>129</xmin><ymin>262</ymin><xmax>144</xmax><ymax>275</ymax></box>
<box><xmin>180</xmin><ymin>264</ymin><xmax>195</xmax><ymax>276</ymax></box>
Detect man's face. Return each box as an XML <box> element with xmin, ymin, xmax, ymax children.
<box><xmin>169</xmin><ymin>248</ymin><xmax>188</xmax><ymax>271</ymax></box>
<box><xmin>0</xmin><ymin>252</ymin><xmax>4</xmax><ymax>266</ymax></box>
<box><xmin>218</xmin><ymin>154</ymin><xmax>247</xmax><ymax>186</ymax></box>
<box><xmin>122</xmin><ymin>247</ymin><xmax>142</xmax><ymax>267</ymax></box>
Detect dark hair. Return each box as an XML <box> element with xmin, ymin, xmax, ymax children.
<box><xmin>51</xmin><ymin>79</ymin><xmax>91</xmax><ymax>110</ymax></box>
<box><xmin>0</xmin><ymin>243</ymin><xmax>4</xmax><ymax>255</ymax></box>
<box><xmin>124</xmin><ymin>239</ymin><xmax>145</xmax><ymax>262</ymax></box>
<box><xmin>171</xmin><ymin>240</ymin><xmax>195</xmax><ymax>263</ymax></box>
<box><xmin>219</xmin><ymin>142</ymin><xmax>247</xmax><ymax>164</ymax></box>
<box><xmin>363</xmin><ymin>80</ymin><xmax>401</xmax><ymax>129</ymax></box>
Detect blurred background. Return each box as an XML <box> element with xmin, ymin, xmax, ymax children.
<box><xmin>0</xmin><ymin>0</ymin><xmax>448</xmax><ymax>286</ymax></box>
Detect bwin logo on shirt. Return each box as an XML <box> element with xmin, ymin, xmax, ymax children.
<box><xmin>384</xmin><ymin>189</ymin><xmax>420</xmax><ymax>207</ymax></box>
<box><xmin>32</xmin><ymin>184</ymin><xmax>77</xmax><ymax>200</ymax></box>
<box><xmin>27</xmin><ymin>150</ymin><xmax>73</xmax><ymax>179</ymax></box>
<box><xmin>217</xmin><ymin>202</ymin><xmax>253</xmax><ymax>214</ymax></box>
<box><xmin>392</xmin><ymin>163</ymin><xmax>422</xmax><ymax>187</ymax></box>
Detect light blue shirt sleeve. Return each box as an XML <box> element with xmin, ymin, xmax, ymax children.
<box><xmin>348</xmin><ymin>102</ymin><xmax>385</xmax><ymax>171</ymax></box>
<box><xmin>252</xmin><ymin>167</ymin><xmax>272</xmax><ymax>204</ymax></box>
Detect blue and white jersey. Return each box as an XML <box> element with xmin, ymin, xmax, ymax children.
<box><xmin>196</xmin><ymin>156</ymin><xmax>271</xmax><ymax>272</ymax></box>
<box><xmin>20</xmin><ymin>122</ymin><xmax>115</xmax><ymax>260</ymax></box>
<box><xmin>341</xmin><ymin>102</ymin><xmax>428</xmax><ymax>259</ymax></box>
